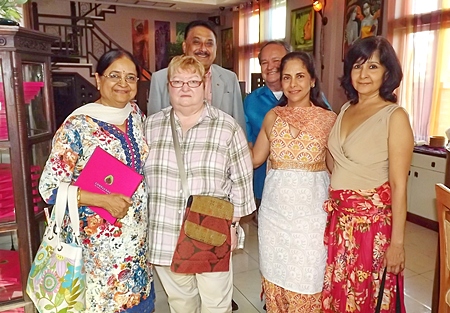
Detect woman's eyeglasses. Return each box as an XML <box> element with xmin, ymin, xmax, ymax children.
<box><xmin>103</xmin><ymin>72</ymin><xmax>139</xmax><ymax>84</ymax></box>
<box><xmin>169</xmin><ymin>80</ymin><xmax>203</xmax><ymax>88</ymax></box>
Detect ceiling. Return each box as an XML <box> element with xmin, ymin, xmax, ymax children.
<box><xmin>71</xmin><ymin>0</ymin><xmax>248</xmax><ymax>14</ymax></box>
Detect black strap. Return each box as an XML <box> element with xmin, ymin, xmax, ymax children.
<box><xmin>375</xmin><ymin>268</ymin><xmax>402</xmax><ymax>313</ymax></box>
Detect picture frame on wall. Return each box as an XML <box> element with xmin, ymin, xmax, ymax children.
<box><xmin>290</xmin><ymin>5</ymin><xmax>315</xmax><ymax>53</ymax></box>
<box><xmin>221</xmin><ymin>28</ymin><xmax>233</xmax><ymax>70</ymax></box>
<box><xmin>342</xmin><ymin>0</ymin><xmax>383</xmax><ymax>59</ymax></box>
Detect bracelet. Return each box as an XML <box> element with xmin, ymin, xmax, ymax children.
<box><xmin>77</xmin><ymin>188</ymin><xmax>81</xmax><ymax>207</ymax></box>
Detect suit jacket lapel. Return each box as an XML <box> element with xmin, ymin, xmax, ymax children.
<box><xmin>211</xmin><ymin>65</ymin><xmax>225</xmax><ymax>109</ymax></box>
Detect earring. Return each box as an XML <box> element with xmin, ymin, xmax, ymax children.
<box><xmin>311</xmin><ymin>83</ymin><xmax>315</xmax><ymax>88</ymax></box>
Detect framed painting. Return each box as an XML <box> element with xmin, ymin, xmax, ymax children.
<box><xmin>154</xmin><ymin>20</ymin><xmax>170</xmax><ymax>71</ymax></box>
<box><xmin>131</xmin><ymin>19</ymin><xmax>149</xmax><ymax>72</ymax></box>
<box><xmin>221</xmin><ymin>28</ymin><xmax>233</xmax><ymax>70</ymax></box>
<box><xmin>290</xmin><ymin>5</ymin><xmax>314</xmax><ymax>53</ymax></box>
<box><xmin>343</xmin><ymin>0</ymin><xmax>384</xmax><ymax>58</ymax></box>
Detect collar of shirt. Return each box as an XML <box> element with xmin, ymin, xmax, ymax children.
<box><xmin>204</xmin><ymin>68</ymin><xmax>212</xmax><ymax>104</ymax></box>
<box><xmin>163</xmin><ymin>103</ymin><xmax>218</xmax><ymax>126</ymax></box>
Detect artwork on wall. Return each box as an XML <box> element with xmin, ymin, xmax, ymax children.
<box><xmin>155</xmin><ymin>21</ymin><xmax>170</xmax><ymax>71</ymax></box>
<box><xmin>168</xmin><ymin>22</ymin><xmax>188</xmax><ymax>59</ymax></box>
<box><xmin>290</xmin><ymin>5</ymin><xmax>315</xmax><ymax>53</ymax></box>
<box><xmin>221</xmin><ymin>28</ymin><xmax>233</xmax><ymax>70</ymax></box>
<box><xmin>343</xmin><ymin>0</ymin><xmax>383</xmax><ymax>58</ymax></box>
<box><xmin>131</xmin><ymin>19</ymin><xmax>149</xmax><ymax>78</ymax></box>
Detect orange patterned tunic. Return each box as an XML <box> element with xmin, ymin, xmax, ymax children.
<box><xmin>258</xmin><ymin>105</ymin><xmax>336</xmax><ymax>296</ymax></box>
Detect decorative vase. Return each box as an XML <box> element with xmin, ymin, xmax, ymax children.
<box><xmin>0</xmin><ymin>18</ymin><xmax>19</xmax><ymax>26</ymax></box>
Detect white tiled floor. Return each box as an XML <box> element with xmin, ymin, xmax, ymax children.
<box><xmin>153</xmin><ymin>220</ymin><xmax>438</xmax><ymax>312</ymax></box>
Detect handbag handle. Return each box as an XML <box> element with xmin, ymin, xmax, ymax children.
<box><xmin>67</xmin><ymin>185</ymin><xmax>81</xmax><ymax>239</ymax></box>
<box><xmin>375</xmin><ymin>268</ymin><xmax>402</xmax><ymax>313</ymax></box>
<box><xmin>54</xmin><ymin>182</ymin><xmax>70</xmax><ymax>233</ymax></box>
<box><xmin>53</xmin><ymin>182</ymin><xmax>81</xmax><ymax>242</ymax></box>
<box><xmin>170</xmin><ymin>109</ymin><xmax>190</xmax><ymax>200</ymax></box>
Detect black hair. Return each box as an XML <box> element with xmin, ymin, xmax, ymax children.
<box><xmin>184</xmin><ymin>20</ymin><xmax>217</xmax><ymax>40</ymax></box>
<box><xmin>277</xmin><ymin>51</ymin><xmax>330</xmax><ymax>110</ymax></box>
<box><xmin>340</xmin><ymin>36</ymin><xmax>403</xmax><ymax>104</ymax></box>
<box><xmin>96</xmin><ymin>49</ymin><xmax>140</xmax><ymax>76</ymax></box>
<box><xmin>258</xmin><ymin>40</ymin><xmax>293</xmax><ymax>64</ymax></box>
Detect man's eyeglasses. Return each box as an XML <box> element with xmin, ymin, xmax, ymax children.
<box><xmin>103</xmin><ymin>72</ymin><xmax>139</xmax><ymax>84</ymax></box>
<box><xmin>169</xmin><ymin>80</ymin><xmax>203</xmax><ymax>88</ymax></box>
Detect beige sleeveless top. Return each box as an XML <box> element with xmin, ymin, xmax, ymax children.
<box><xmin>328</xmin><ymin>102</ymin><xmax>403</xmax><ymax>190</ymax></box>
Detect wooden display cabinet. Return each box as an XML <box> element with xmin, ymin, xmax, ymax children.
<box><xmin>0</xmin><ymin>26</ymin><xmax>56</xmax><ymax>313</ymax></box>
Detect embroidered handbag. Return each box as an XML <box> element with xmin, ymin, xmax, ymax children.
<box><xmin>26</xmin><ymin>182</ymin><xmax>86</xmax><ymax>313</ymax></box>
<box><xmin>169</xmin><ymin>109</ymin><xmax>234</xmax><ymax>274</ymax></box>
<box><xmin>171</xmin><ymin>195</ymin><xmax>234</xmax><ymax>273</ymax></box>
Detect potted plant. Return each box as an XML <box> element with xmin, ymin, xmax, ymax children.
<box><xmin>0</xmin><ymin>0</ymin><xmax>28</xmax><ymax>25</ymax></box>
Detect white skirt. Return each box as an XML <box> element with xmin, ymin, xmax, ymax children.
<box><xmin>258</xmin><ymin>168</ymin><xmax>329</xmax><ymax>294</ymax></box>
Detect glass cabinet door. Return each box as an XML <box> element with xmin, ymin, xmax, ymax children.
<box><xmin>0</xmin><ymin>148</ymin><xmax>14</xmax><ymax>224</ymax></box>
<box><xmin>0</xmin><ymin>230</ymin><xmax>23</xmax><ymax>304</ymax></box>
<box><xmin>22</xmin><ymin>62</ymin><xmax>48</xmax><ymax>138</ymax></box>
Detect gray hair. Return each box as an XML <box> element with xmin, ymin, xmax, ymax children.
<box><xmin>258</xmin><ymin>40</ymin><xmax>293</xmax><ymax>64</ymax></box>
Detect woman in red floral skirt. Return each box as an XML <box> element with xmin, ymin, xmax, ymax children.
<box><xmin>322</xmin><ymin>36</ymin><xmax>413</xmax><ymax>313</ymax></box>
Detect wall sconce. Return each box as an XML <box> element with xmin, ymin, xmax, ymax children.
<box><xmin>312</xmin><ymin>0</ymin><xmax>328</xmax><ymax>25</ymax></box>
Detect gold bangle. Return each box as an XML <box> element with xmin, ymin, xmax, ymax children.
<box><xmin>77</xmin><ymin>188</ymin><xmax>81</xmax><ymax>207</ymax></box>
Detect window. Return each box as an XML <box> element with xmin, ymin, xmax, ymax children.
<box><xmin>392</xmin><ymin>0</ymin><xmax>450</xmax><ymax>141</ymax></box>
<box><xmin>238</xmin><ymin>0</ymin><xmax>286</xmax><ymax>93</ymax></box>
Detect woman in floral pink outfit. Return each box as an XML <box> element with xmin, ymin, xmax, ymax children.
<box><xmin>322</xmin><ymin>36</ymin><xmax>413</xmax><ymax>313</ymax></box>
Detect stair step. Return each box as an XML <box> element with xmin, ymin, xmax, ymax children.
<box><xmin>85</xmin><ymin>15</ymin><xmax>103</xmax><ymax>20</ymax></box>
<box><xmin>53</xmin><ymin>62</ymin><xmax>93</xmax><ymax>67</ymax></box>
<box><xmin>52</xmin><ymin>56</ymin><xmax>81</xmax><ymax>63</ymax></box>
<box><xmin>101</xmin><ymin>8</ymin><xmax>115</xmax><ymax>13</ymax></box>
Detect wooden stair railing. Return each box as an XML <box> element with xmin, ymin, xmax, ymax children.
<box><xmin>31</xmin><ymin>2</ymin><xmax>151</xmax><ymax>81</ymax></box>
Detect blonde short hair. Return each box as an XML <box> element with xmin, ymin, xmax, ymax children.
<box><xmin>167</xmin><ymin>55</ymin><xmax>205</xmax><ymax>82</ymax></box>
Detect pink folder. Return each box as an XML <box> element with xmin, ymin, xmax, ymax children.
<box><xmin>74</xmin><ymin>146</ymin><xmax>143</xmax><ymax>224</ymax></box>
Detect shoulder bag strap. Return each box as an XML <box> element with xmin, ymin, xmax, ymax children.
<box><xmin>375</xmin><ymin>268</ymin><xmax>402</xmax><ymax>313</ymax></box>
<box><xmin>170</xmin><ymin>109</ymin><xmax>190</xmax><ymax>200</ymax></box>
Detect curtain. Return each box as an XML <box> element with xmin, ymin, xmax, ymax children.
<box><xmin>237</xmin><ymin>0</ymin><xmax>286</xmax><ymax>92</ymax></box>
<box><xmin>238</xmin><ymin>1</ymin><xmax>260</xmax><ymax>91</ymax></box>
<box><xmin>391</xmin><ymin>1</ymin><xmax>450</xmax><ymax>141</ymax></box>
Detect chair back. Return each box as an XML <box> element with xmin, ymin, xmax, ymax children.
<box><xmin>436</xmin><ymin>183</ymin><xmax>450</xmax><ymax>313</ymax></box>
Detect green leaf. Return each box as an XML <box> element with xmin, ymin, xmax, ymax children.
<box><xmin>73</xmin><ymin>302</ymin><xmax>84</xmax><ymax>311</ymax></box>
<box><xmin>57</xmin><ymin>308</ymin><xmax>68</xmax><ymax>313</ymax></box>
<box><xmin>55</xmin><ymin>291</ymin><xmax>65</xmax><ymax>306</ymax></box>
<box><xmin>44</xmin><ymin>304</ymin><xmax>54</xmax><ymax>310</ymax></box>
<box><xmin>39</xmin><ymin>283</ymin><xmax>46</xmax><ymax>298</ymax></box>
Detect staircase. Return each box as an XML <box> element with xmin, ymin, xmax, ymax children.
<box><xmin>31</xmin><ymin>1</ymin><xmax>151</xmax><ymax>114</ymax></box>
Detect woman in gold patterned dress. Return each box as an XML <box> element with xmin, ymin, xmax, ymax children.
<box><xmin>252</xmin><ymin>51</ymin><xmax>336</xmax><ymax>313</ymax></box>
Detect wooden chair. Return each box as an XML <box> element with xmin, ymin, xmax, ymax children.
<box><xmin>436</xmin><ymin>183</ymin><xmax>450</xmax><ymax>313</ymax></box>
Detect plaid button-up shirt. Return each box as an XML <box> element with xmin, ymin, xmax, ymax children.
<box><xmin>144</xmin><ymin>105</ymin><xmax>256</xmax><ymax>265</ymax></box>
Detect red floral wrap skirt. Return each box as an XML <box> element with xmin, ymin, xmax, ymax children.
<box><xmin>322</xmin><ymin>182</ymin><xmax>406</xmax><ymax>313</ymax></box>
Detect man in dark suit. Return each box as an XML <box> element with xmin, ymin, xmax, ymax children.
<box><xmin>147</xmin><ymin>20</ymin><xmax>246</xmax><ymax>133</ymax></box>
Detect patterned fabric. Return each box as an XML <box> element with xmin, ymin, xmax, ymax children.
<box><xmin>322</xmin><ymin>182</ymin><xmax>406</xmax><ymax>313</ymax></box>
<box><xmin>259</xmin><ymin>105</ymin><xmax>336</xmax><ymax>296</ymax></box>
<box><xmin>262</xmin><ymin>276</ymin><xmax>323</xmax><ymax>313</ymax></box>
<box><xmin>39</xmin><ymin>102</ymin><xmax>153</xmax><ymax>313</ymax></box>
<box><xmin>144</xmin><ymin>104</ymin><xmax>256</xmax><ymax>266</ymax></box>
<box><xmin>244</xmin><ymin>86</ymin><xmax>279</xmax><ymax>199</ymax></box>
<box><xmin>270</xmin><ymin>106</ymin><xmax>336</xmax><ymax>170</ymax></box>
